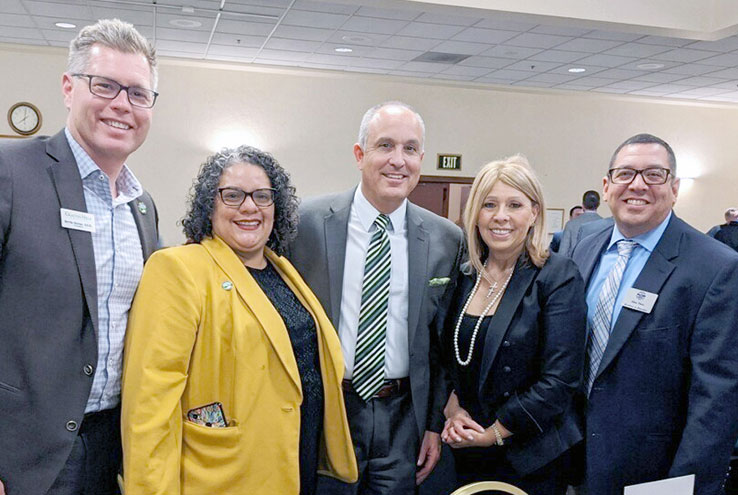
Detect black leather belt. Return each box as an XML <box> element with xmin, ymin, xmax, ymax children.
<box><xmin>342</xmin><ymin>378</ymin><xmax>410</xmax><ymax>398</ymax></box>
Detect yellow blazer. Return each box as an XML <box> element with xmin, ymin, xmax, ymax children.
<box><xmin>122</xmin><ymin>236</ymin><xmax>358</xmax><ymax>495</ymax></box>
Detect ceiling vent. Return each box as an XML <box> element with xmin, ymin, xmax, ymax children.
<box><xmin>411</xmin><ymin>51</ymin><xmax>471</xmax><ymax>64</ymax></box>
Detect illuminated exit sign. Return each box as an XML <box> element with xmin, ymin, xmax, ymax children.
<box><xmin>437</xmin><ymin>154</ymin><xmax>461</xmax><ymax>170</ymax></box>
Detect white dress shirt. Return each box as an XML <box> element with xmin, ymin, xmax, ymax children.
<box><xmin>340</xmin><ymin>185</ymin><xmax>409</xmax><ymax>379</ymax></box>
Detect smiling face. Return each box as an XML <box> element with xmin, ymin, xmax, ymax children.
<box><xmin>477</xmin><ymin>181</ymin><xmax>539</xmax><ymax>262</ymax></box>
<box><xmin>354</xmin><ymin>105</ymin><xmax>424</xmax><ymax>214</ymax></box>
<box><xmin>62</xmin><ymin>44</ymin><xmax>153</xmax><ymax>174</ymax></box>
<box><xmin>603</xmin><ymin>143</ymin><xmax>679</xmax><ymax>238</ymax></box>
<box><xmin>212</xmin><ymin>163</ymin><xmax>274</xmax><ymax>268</ymax></box>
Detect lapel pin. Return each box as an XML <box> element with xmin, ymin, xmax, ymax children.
<box><xmin>222</xmin><ymin>281</ymin><xmax>233</xmax><ymax>291</ymax></box>
<box><xmin>136</xmin><ymin>201</ymin><xmax>148</xmax><ymax>215</ymax></box>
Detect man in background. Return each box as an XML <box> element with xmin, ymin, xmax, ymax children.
<box><xmin>290</xmin><ymin>101</ymin><xmax>464</xmax><ymax>494</ymax></box>
<box><xmin>0</xmin><ymin>19</ymin><xmax>159</xmax><ymax>495</ymax></box>
<box><xmin>571</xmin><ymin>133</ymin><xmax>738</xmax><ymax>495</ymax></box>
<box><xmin>550</xmin><ymin>205</ymin><xmax>583</xmax><ymax>252</ymax></box>
<box><xmin>559</xmin><ymin>190</ymin><xmax>602</xmax><ymax>255</ymax></box>
<box><xmin>708</xmin><ymin>207</ymin><xmax>738</xmax><ymax>251</ymax></box>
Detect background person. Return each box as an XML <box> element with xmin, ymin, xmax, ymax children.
<box><xmin>571</xmin><ymin>133</ymin><xmax>738</xmax><ymax>495</ymax></box>
<box><xmin>706</xmin><ymin>207</ymin><xmax>738</xmax><ymax>237</ymax></box>
<box><xmin>550</xmin><ymin>205</ymin><xmax>583</xmax><ymax>252</ymax></box>
<box><xmin>558</xmin><ymin>190</ymin><xmax>602</xmax><ymax>256</ymax></box>
<box><xmin>0</xmin><ymin>19</ymin><xmax>158</xmax><ymax>495</ymax></box>
<box><xmin>121</xmin><ymin>146</ymin><xmax>357</xmax><ymax>495</ymax></box>
<box><xmin>441</xmin><ymin>155</ymin><xmax>586</xmax><ymax>495</ymax></box>
<box><xmin>710</xmin><ymin>207</ymin><xmax>738</xmax><ymax>251</ymax></box>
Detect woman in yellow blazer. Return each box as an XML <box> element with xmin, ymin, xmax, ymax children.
<box><xmin>121</xmin><ymin>146</ymin><xmax>358</xmax><ymax>495</ymax></box>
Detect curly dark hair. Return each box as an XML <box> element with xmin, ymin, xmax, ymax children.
<box><xmin>181</xmin><ymin>146</ymin><xmax>299</xmax><ymax>256</ymax></box>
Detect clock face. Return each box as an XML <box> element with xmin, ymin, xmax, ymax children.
<box><xmin>8</xmin><ymin>102</ymin><xmax>42</xmax><ymax>135</ymax></box>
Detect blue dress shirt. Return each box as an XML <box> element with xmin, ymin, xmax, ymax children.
<box><xmin>586</xmin><ymin>212</ymin><xmax>672</xmax><ymax>331</ymax></box>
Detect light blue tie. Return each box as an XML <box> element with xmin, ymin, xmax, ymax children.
<box><xmin>353</xmin><ymin>214</ymin><xmax>391</xmax><ymax>401</ymax></box>
<box><xmin>585</xmin><ymin>239</ymin><xmax>637</xmax><ymax>395</ymax></box>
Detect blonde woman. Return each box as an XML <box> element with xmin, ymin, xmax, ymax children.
<box><xmin>441</xmin><ymin>155</ymin><xmax>586</xmax><ymax>494</ymax></box>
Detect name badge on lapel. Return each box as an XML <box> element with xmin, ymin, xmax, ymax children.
<box><xmin>622</xmin><ymin>288</ymin><xmax>658</xmax><ymax>313</ymax></box>
<box><xmin>60</xmin><ymin>208</ymin><xmax>95</xmax><ymax>233</ymax></box>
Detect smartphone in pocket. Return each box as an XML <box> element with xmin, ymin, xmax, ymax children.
<box><xmin>186</xmin><ymin>402</ymin><xmax>227</xmax><ymax>427</ymax></box>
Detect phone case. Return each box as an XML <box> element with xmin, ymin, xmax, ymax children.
<box><xmin>186</xmin><ymin>402</ymin><xmax>227</xmax><ymax>427</ymax></box>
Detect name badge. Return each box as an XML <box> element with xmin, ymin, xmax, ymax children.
<box><xmin>60</xmin><ymin>208</ymin><xmax>95</xmax><ymax>233</ymax></box>
<box><xmin>622</xmin><ymin>287</ymin><xmax>658</xmax><ymax>313</ymax></box>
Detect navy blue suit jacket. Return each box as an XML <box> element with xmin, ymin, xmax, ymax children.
<box><xmin>572</xmin><ymin>214</ymin><xmax>738</xmax><ymax>495</ymax></box>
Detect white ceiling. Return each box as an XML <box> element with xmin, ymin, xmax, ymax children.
<box><xmin>5</xmin><ymin>0</ymin><xmax>738</xmax><ymax>103</ymax></box>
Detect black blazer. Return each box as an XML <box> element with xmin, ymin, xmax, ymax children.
<box><xmin>572</xmin><ymin>215</ymin><xmax>738</xmax><ymax>495</ymax></box>
<box><xmin>444</xmin><ymin>252</ymin><xmax>586</xmax><ymax>475</ymax></box>
<box><xmin>0</xmin><ymin>131</ymin><xmax>158</xmax><ymax>495</ymax></box>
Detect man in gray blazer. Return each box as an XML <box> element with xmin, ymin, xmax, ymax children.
<box><xmin>558</xmin><ymin>190</ymin><xmax>602</xmax><ymax>256</ymax></box>
<box><xmin>290</xmin><ymin>101</ymin><xmax>464</xmax><ymax>494</ymax></box>
<box><xmin>0</xmin><ymin>20</ymin><xmax>159</xmax><ymax>495</ymax></box>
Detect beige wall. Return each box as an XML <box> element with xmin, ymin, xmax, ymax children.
<box><xmin>2</xmin><ymin>42</ymin><xmax>737</xmax><ymax>244</ymax></box>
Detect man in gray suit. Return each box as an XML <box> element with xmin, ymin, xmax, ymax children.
<box><xmin>558</xmin><ymin>190</ymin><xmax>602</xmax><ymax>256</ymax></box>
<box><xmin>289</xmin><ymin>101</ymin><xmax>464</xmax><ymax>494</ymax></box>
<box><xmin>0</xmin><ymin>19</ymin><xmax>158</xmax><ymax>495</ymax></box>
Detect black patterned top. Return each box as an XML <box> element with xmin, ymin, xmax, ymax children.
<box><xmin>249</xmin><ymin>261</ymin><xmax>324</xmax><ymax>495</ymax></box>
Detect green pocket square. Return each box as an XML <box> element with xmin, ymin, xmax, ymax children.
<box><xmin>429</xmin><ymin>277</ymin><xmax>450</xmax><ymax>287</ymax></box>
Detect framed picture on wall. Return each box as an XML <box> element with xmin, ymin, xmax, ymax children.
<box><xmin>546</xmin><ymin>208</ymin><xmax>564</xmax><ymax>234</ymax></box>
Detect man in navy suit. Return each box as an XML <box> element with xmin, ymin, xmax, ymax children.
<box><xmin>571</xmin><ymin>133</ymin><xmax>738</xmax><ymax>495</ymax></box>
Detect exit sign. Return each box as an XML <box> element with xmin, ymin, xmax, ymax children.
<box><xmin>437</xmin><ymin>154</ymin><xmax>461</xmax><ymax>170</ymax></box>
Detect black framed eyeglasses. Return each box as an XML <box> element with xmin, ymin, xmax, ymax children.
<box><xmin>73</xmin><ymin>74</ymin><xmax>158</xmax><ymax>108</ymax></box>
<box><xmin>218</xmin><ymin>187</ymin><xmax>276</xmax><ymax>208</ymax></box>
<box><xmin>607</xmin><ymin>167</ymin><xmax>672</xmax><ymax>185</ymax></box>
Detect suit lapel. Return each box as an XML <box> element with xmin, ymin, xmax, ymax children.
<box><xmin>577</xmin><ymin>228</ymin><xmax>611</xmax><ymax>285</ymax></box>
<box><xmin>203</xmin><ymin>237</ymin><xmax>302</xmax><ymax>393</ymax></box>
<box><xmin>595</xmin><ymin>217</ymin><xmax>680</xmax><ymax>380</ymax></box>
<box><xmin>45</xmin><ymin>131</ymin><xmax>99</xmax><ymax>338</ymax></box>
<box><xmin>479</xmin><ymin>259</ymin><xmax>537</xmax><ymax>392</ymax></box>
<box><xmin>406</xmin><ymin>204</ymin><xmax>429</xmax><ymax>349</ymax></box>
<box><xmin>128</xmin><ymin>193</ymin><xmax>157</xmax><ymax>261</ymax></box>
<box><xmin>324</xmin><ymin>190</ymin><xmax>353</xmax><ymax>326</ymax></box>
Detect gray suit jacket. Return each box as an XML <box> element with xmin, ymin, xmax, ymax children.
<box><xmin>558</xmin><ymin>210</ymin><xmax>602</xmax><ymax>257</ymax></box>
<box><xmin>288</xmin><ymin>188</ymin><xmax>464</xmax><ymax>439</ymax></box>
<box><xmin>0</xmin><ymin>131</ymin><xmax>158</xmax><ymax>495</ymax></box>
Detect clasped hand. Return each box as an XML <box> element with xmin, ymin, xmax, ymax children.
<box><xmin>441</xmin><ymin>408</ymin><xmax>496</xmax><ymax>448</ymax></box>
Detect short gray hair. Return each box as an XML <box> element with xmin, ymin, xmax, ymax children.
<box><xmin>725</xmin><ymin>207</ymin><xmax>738</xmax><ymax>222</ymax></box>
<box><xmin>68</xmin><ymin>18</ymin><xmax>158</xmax><ymax>89</ymax></box>
<box><xmin>357</xmin><ymin>101</ymin><xmax>425</xmax><ymax>151</ymax></box>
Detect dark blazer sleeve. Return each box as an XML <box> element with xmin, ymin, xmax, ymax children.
<box><xmin>669</xmin><ymin>256</ymin><xmax>738</xmax><ymax>493</ymax></box>
<box><xmin>495</xmin><ymin>256</ymin><xmax>587</xmax><ymax>438</ymax></box>
<box><xmin>426</xmin><ymin>236</ymin><xmax>465</xmax><ymax>432</ymax></box>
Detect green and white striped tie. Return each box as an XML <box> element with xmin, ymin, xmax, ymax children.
<box><xmin>353</xmin><ymin>214</ymin><xmax>391</xmax><ymax>401</ymax></box>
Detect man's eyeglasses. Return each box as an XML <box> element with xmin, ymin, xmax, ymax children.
<box><xmin>218</xmin><ymin>187</ymin><xmax>276</xmax><ymax>208</ymax></box>
<box><xmin>607</xmin><ymin>167</ymin><xmax>672</xmax><ymax>185</ymax></box>
<box><xmin>73</xmin><ymin>74</ymin><xmax>158</xmax><ymax>108</ymax></box>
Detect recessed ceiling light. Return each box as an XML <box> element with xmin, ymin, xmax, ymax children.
<box><xmin>637</xmin><ymin>63</ymin><xmax>665</xmax><ymax>70</ymax></box>
<box><xmin>55</xmin><ymin>22</ymin><xmax>76</xmax><ymax>29</ymax></box>
<box><xmin>169</xmin><ymin>18</ymin><xmax>202</xmax><ymax>28</ymax></box>
<box><xmin>342</xmin><ymin>35</ymin><xmax>371</xmax><ymax>43</ymax></box>
<box><xmin>335</xmin><ymin>47</ymin><xmax>353</xmax><ymax>53</ymax></box>
<box><xmin>568</xmin><ymin>67</ymin><xmax>586</xmax><ymax>73</ymax></box>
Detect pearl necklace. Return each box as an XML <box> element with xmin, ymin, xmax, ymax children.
<box><xmin>454</xmin><ymin>262</ymin><xmax>515</xmax><ymax>367</ymax></box>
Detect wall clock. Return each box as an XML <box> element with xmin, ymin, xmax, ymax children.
<box><xmin>8</xmin><ymin>102</ymin><xmax>42</xmax><ymax>136</ymax></box>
